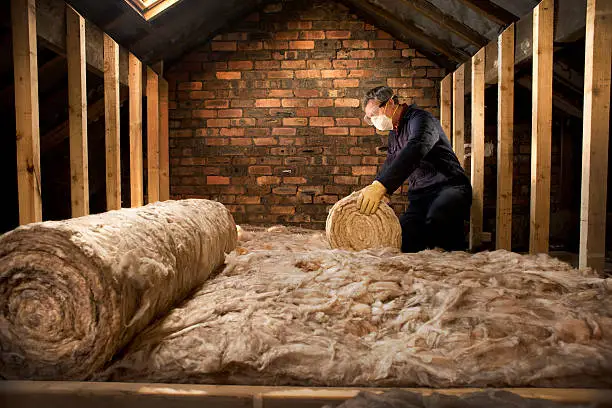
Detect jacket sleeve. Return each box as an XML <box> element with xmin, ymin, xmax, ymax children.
<box><xmin>375</xmin><ymin>111</ymin><xmax>439</xmax><ymax>194</ymax></box>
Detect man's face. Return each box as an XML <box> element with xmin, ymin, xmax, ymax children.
<box><xmin>364</xmin><ymin>98</ymin><xmax>394</xmax><ymax>126</ymax></box>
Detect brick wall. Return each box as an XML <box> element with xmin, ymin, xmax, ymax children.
<box><xmin>166</xmin><ymin>0</ymin><xmax>444</xmax><ymax>228</ymax></box>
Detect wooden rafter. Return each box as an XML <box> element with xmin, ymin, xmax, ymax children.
<box><xmin>454</xmin><ymin>0</ymin><xmax>518</xmax><ymax>26</ymax></box>
<box><xmin>469</xmin><ymin>47</ymin><xmax>485</xmax><ymax>251</ymax></box>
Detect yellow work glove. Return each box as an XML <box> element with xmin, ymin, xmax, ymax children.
<box><xmin>357</xmin><ymin>180</ymin><xmax>387</xmax><ymax>215</ymax></box>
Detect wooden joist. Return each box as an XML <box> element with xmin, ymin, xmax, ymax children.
<box><xmin>146</xmin><ymin>67</ymin><xmax>160</xmax><ymax>204</ymax></box>
<box><xmin>159</xmin><ymin>78</ymin><xmax>170</xmax><ymax>201</ymax></box>
<box><xmin>452</xmin><ymin>64</ymin><xmax>465</xmax><ymax>169</ymax></box>
<box><xmin>129</xmin><ymin>53</ymin><xmax>144</xmax><ymax>208</ymax></box>
<box><xmin>454</xmin><ymin>0</ymin><xmax>518</xmax><ymax>26</ymax></box>
<box><xmin>440</xmin><ymin>74</ymin><xmax>452</xmax><ymax>137</ymax></box>
<box><xmin>469</xmin><ymin>48</ymin><xmax>485</xmax><ymax>251</ymax></box>
<box><xmin>12</xmin><ymin>0</ymin><xmax>43</xmax><ymax>225</ymax></box>
<box><xmin>104</xmin><ymin>33</ymin><xmax>121</xmax><ymax>211</ymax></box>
<box><xmin>529</xmin><ymin>0</ymin><xmax>554</xmax><ymax>255</ymax></box>
<box><xmin>579</xmin><ymin>0</ymin><xmax>612</xmax><ymax>272</ymax></box>
<box><xmin>66</xmin><ymin>5</ymin><xmax>89</xmax><ymax>218</ymax></box>
<box><xmin>496</xmin><ymin>24</ymin><xmax>514</xmax><ymax>251</ymax></box>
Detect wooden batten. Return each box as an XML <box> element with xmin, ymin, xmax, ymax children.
<box><xmin>104</xmin><ymin>34</ymin><xmax>121</xmax><ymax>211</ymax></box>
<box><xmin>529</xmin><ymin>0</ymin><xmax>554</xmax><ymax>254</ymax></box>
<box><xmin>159</xmin><ymin>78</ymin><xmax>170</xmax><ymax>201</ymax></box>
<box><xmin>129</xmin><ymin>54</ymin><xmax>144</xmax><ymax>208</ymax></box>
<box><xmin>579</xmin><ymin>0</ymin><xmax>612</xmax><ymax>271</ymax></box>
<box><xmin>12</xmin><ymin>0</ymin><xmax>43</xmax><ymax>225</ymax></box>
<box><xmin>452</xmin><ymin>64</ymin><xmax>465</xmax><ymax>169</ymax></box>
<box><xmin>66</xmin><ymin>5</ymin><xmax>89</xmax><ymax>218</ymax></box>
<box><xmin>146</xmin><ymin>67</ymin><xmax>160</xmax><ymax>204</ymax></box>
<box><xmin>496</xmin><ymin>24</ymin><xmax>515</xmax><ymax>251</ymax></box>
<box><xmin>440</xmin><ymin>74</ymin><xmax>452</xmax><ymax>137</ymax></box>
<box><xmin>469</xmin><ymin>48</ymin><xmax>485</xmax><ymax>251</ymax></box>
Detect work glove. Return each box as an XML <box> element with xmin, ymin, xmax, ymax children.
<box><xmin>357</xmin><ymin>180</ymin><xmax>387</xmax><ymax>215</ymax></box>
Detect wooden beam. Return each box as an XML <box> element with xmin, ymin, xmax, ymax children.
<box><xmin>144</xmin><ymin>0</ymin><xmax>182</xmax><ymax>20</ymax></box>
<box><xmin>529</xmin><ymin>0</ymin><xmax>554</xmax><ymax>255</ymax></box>
<box><xmin>454</xmin><ymin>0</ymin><xmax>518</xmax><ymax>26</ymax></box>
<box><xmin>159</xmin><ymin>78</ymin><xmax>170</xmax><ymax>201</ymax></box>
<box><xmin>397</xmin><ymin>0</ymin><xmax>488</xmax><ymax>47</ymax></box>
<box><xmin>129</xmin><ymin>53</ymin><xmax>144</xmax><ymax>208</ymax></box>
<box><xmin>496</xmin><ymin>24</ymin><xmax>515</xmax><ymax>251</ymax></box>
<box><xmin>469</xmin><ymin>47</ymin><xmax>485</xmax><ymax>251</ymax></box>
<box><xmin>579</xmin><ymin>0</ymin><xmax>612</xmax><ymax>272</ymax></box>
<box><xmin>12</xmin><ymin>0</ymin><xmax>42</xmax><ymax>225</ymax></box>
<box><xmin>104</xmin><ymin>33</ymin><xmax>121</xmax><ymax>211</ymax></box>
<box><xmin>66</xmin><ymin>5</ymin><xmax>89</xmax><ymax>218</ymax></box>
<box><xmin>440</xmin><ymin>74</ymin><xmax>452</xmax><ymax>137</ymax></box>
<box><xmin>452</xmin><ymin>64</ymin><xmax>465</xmax><ymax>169</ymax></box>
<box><xmin>146</xmin><ymin>67</ymin><xmax>160</xmax><ymax>203</ymax></box>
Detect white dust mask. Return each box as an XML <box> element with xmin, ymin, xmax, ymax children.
<box><xmin>370</xmin><ymin>102</ymin><xmax>398</xmax><ymax>131</ymax></box>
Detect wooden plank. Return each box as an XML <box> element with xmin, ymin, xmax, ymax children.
<box><xmin>159</xmin><ymin>78</ymin><xmax>170</xmax><ymax>201</ymax></box>
<box><xmin>452</xmin><ymin>64</ymin><xmax>465</xmax><ymax>169</ymax></box>
<box><xmin>66</xmin><ymin>5</ymin><xmax>89</xmax><ymax>218</ymax></box>
<box><xmin>144</xmin><ymin>0</ymin><xmax>182</xmax><ymax>20</ymax></box>
<box><xmin>146</xmin><ymin>67</ymin><xmax>160</xmax><ymax>203</ymax></box>
<box><xmin>129</xmin><ymin>54</ymin><xmax>144</xmax><ymax>207</ymax></box>
<box><xmin>496</xmin><ymin>24</ymin><xmax>515</xmax><ymax>251</ymax></box>
<box><xmin>104</xmin><ymin>33</ymin><xmax>121</xmax><ymax>211</ymax></box>
<box><xmin>469</xmin><ymin>48</ymin><xmax>485</xmax><ymax>251</ymax></box>
<box><xmin>529</xmin><ymin>0</ymin><xmax>554</xmax><ymax>255</ymax></box>
<box><xmin>11</xmin><ymin>0</ymin><xmax>42</xmax><ymax>225</ymax></box>
<box><xmin>440</xmin><ymin>74</ymin><xmax>452</xmax><ymax>137</ymax></box>
<box><xmin>579</xmin><ymin>0</ymin><xmax>612</xmax><ymax>272</ymax></box>
<box><xmin>453</xmin><ymin>0</ymin><xmax>518</xmax><ymax>26</ymax></box>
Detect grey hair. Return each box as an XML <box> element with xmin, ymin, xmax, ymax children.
<box><xmin>362</xmin><ymin>86</ymin><xmax>399</xmax><ymax>109</ymax></box>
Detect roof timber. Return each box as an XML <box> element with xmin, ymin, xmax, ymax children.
<box><xmin>454</xmin><ymin>0</ymin><xmax>519</xmax><ymax>26</ymax></box>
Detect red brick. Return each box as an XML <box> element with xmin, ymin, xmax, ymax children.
<box><xmin>343</xmin><ymin>40</ymin><xmax>368</xmax><ymax>48</ymax></box>
<box><xmin>270</xmin><ymin>206</ymin><xmax>295</xmax><ymax>215</ymax></box>
<box><xmin>246</xmin><ymin>128</ymin><xmax>271</xmax><ymax>137</ymax></box>
<box><xmin>236</xmin><ymin>196</ymin><xmax>261</xmax><ymax>204</ymax></box>
<box><xmin>257</xmin><ymin>176</ymin><xmax>281</xmax><ymax>185</ymax></box>
<box><xmin>336</xmin><ymin>118</ymin><xmax>362</xmax><ymax>126</ymax></box>
<box><xmin>308</xmin><ymin>98</ymin><xmax>333</xmax><ymax>107</ymax></box>
<box><xmin>297</xmin><ymin>107</ymin><xmax>319</xmax><ymax>117</ymax></box>
<box><xmin>218</xmin><ymin>109</ymin><xmax>243</xmax><ymax>118</ymax></box>
<box><xmin>281</xmin><ymin>60</ymin><xmax>306</xmax><ymax>69</ymax></box>
<box><xmin>401</xmin><ymin>68</ymin><xmax>427</xmax><ymax>77</ymax></box>
<box><xmin>301</xmin><ymin>30</ymin><xmax>325</xmax><ymax>40</ymax></box>
<box><xmin>269</xmin><ymin>89</ymin><xmax>294</xmax><ymax>97</ymax></box>
<box><xmin>273</xmin><ymin>186</ymin><xmax>298</xmax><ymax>195</ymax></box>
<box><xmin>230</xmin><ymin>138</ymin><xmax>252</xmax><ymax>146</ymax></box>
<box><xmin>310</xmin><ymin>117</ymin><xmax>335</xmax><ymax>127</ymax></box>
<box><xmin>268</xmin><ymin>70</ymin><xmax>294</xmax><ymax>79</ymax></box>
<box><xmin>289</xmin><ymin>40</ymin><xmax>315</xmax><ymax>49</ymax></box>
<box><xmin>282</xmin><ymin>98</ymin><xmax>308</xmax><ymax>107</ymax></box>
<box><xmin>231</xmin><ymin>99</ymin><xmax>255</xmax><ymax>108</ymax></box>
<box><xmin>333</xmin><ymin>60</ymin><xmax>358</xmax><ymax>69</ymax></box>
<box><xmin>314</xmin><ymin>195</ymin><xmax>339</xmax><ymax>204</ymax></box>
<box><xmin>350</xmin><ymin>128</ymin><xmax>375</xmax><ymax>136</ymax></box>
<box><xmin>283</xmin><ymin>118</ymin><xmax>308</xmax><ymax>126</ymax></box>
<box><xmin>192</xmin><ymin>109</ymin><xmax>217</xmax><ymax>118</ymax></box>
<box><xmin>171</xmin><ymin>129</ymin><xmax>193</xmax><ymax>138</ymax></box>
<box><xmin>207</xmin><ymin>176</ymin><xmax>230</xmax><ymax>185</ymax></box>
<box><xmin>238</xmin><ymin>41</ymin><xmax>263</xmax><ymax>51</ymax></box>
<box><xmin>205</xmin><ymin>99</ymin><xmax>230</xmax><ymax>108</ymax></box>
<box><xmin>205</xmin><ymin>137</ymin><xmax>229</xmax><ymax>146</ymax></box>
<box><xmin>377</xmin><ymin>50</ymin><xmax>401</xmax><ymax>58</ymax></box>
<box><xmin>326</xmin><ymin>30</ymin><xmax>351</xmax><ymax>39</ymax></box>
<box><xmin>248</xmin><ymin>165</ymin><xmax>272</xmax><ymax>175</ymax></box>
<box><xmin>256</xmin><ymin>99</ymin><xmax>281</xmax><ymax>107</ymax></box>
<box><xmin>263</xmin><ymin>40</ymin><xmax>289</xmax><ymax>50</ymax></box>
<box><xmin>412</xmin><ymin>58</ymin><xmax>437</xmax><ymax>67</ymax></box>
<box><xmin>220</xmin><ymin>128</ymin><xmax>245</xmax><ymax>136</ymax></box>
<box><xmin>387</xmin><ymin>78</ymin><xmax>413</xmax><ymax>88</ymax></box>
<box><xmin>255</xmin><ymin>60</ymin><xmax>280</xmax><ymax>70</ymax></box>
<box><xmin>335</xmin><ymin>98</ymin><xmax>360</xmax><ymax>107</ymax></box>
<box><xmin>190</xmin><ymin>90</ymin><xmax>216</xmax><ymax>99</ymax></box>
<box><xmin>254</xmin><ymin>138</ymin><xmax>278</xmax><ymax>146</ymax></box>
<box><xmin>369</xmin><ymin>40</ymin><xmax>394</xmax><ymax>49</ymax></box>
<box><xmin>275</xmin><ymin>31</ymin><xmax>299</xmax><ymax>40</ymax></box>
<box><xmin>324</xmin><ymin>127</ymin><xmax>349</xmax><ymax>135</ymax></box>
<box><xmin>207</xmin><ymin>119</ymin><xmax>231</xmax><ymax>127</ymax></box>
<box><xmin>211</xmin><ymin>41</ymin><xmax>237</xmax><ymax>51</ymax></box>
<box><xmin>216</xmin><ymin>71</ymin><xmax>241</xmax><ymax>80</ymax></box>
<box><xmin>272</xmin><ymin>128</ymin><xmax>297</xmax><ymax>136</ymax></box>
<box><xmin>352</xmin><ymin>166</ymin><xmax>377</xmax><ymax>176</ymax></box>
<box><xmin>294</xmin><ymin>89</ymin><xmax>320</xmax><ymax>98</ymax></box>
<box><xmin>231</xmin><ymin>118</ymin><xmax>257</xmax><ymax>126</ymax></box>
<box><xmin>283</xmin><ymin>177</ymin><xmax>307</xmax><ymax>184</ymax></box>
<box><xmin>307</xmin><ymin>60</ymin><xmax>332</xmax><ymax>69</ymax></box>
<box><xmin>398</xmin><ymin>88</ymin><xmax>424</xmax><ymax>98</ymax></box>
<box><xmin>350</xmin><ymin>50</ymin><xmax>375</xmax><ymax>59</ymax></box>
<box><xmin>334</xmin><ymin>176</ymin><xmax>358</xmax><ymax>185</ymax></box>
<box><xmin>333</xmin><ymin>79</ymin><xmax>359</xmax><ymax>88</ymax></box>
<box><xmin>228</xmin><ymin>61</ymin><xmax>254</xmax><ymax>70</ymax></box>
<box><xmin>414</xmin><ymin>78</ymin><xmax>434</xmax><ymax>87</ymax></box>
<box><xmin>427</xmin><ymin>68</ymin><xmax>446</xmax><ymax>77</ymax></box>
<box><xmin>178</xmin><ymin>82</ymin><xmax>202</xmax><ymax>91</ymax></box>
<box><xmin>401</xmin><ymin>49</ymin><xmax>416</xmax><ymax>57</ymax></box>
<box><xmin>279</xmin><ymin>137</ymin><xmax>297</xmax><ymax>145</ymax></box>
<box><xmin>288</xmin><ymin>21</ymin><xmax>312</xmax><ymax>29</ymax></box>
<box><xmin>295</xmin><ymin>70</ymin><xmax>321</xmax><ymax>79</ymax></box>
<box><xmin>348</xmin><ymin>69</ymin><xmax>374</xmax><ymax>78</ymax></box>
<box><xmin>337</xmin><ymin>156</ymin><xmax>362</xmax><ymax>165</ymax></box>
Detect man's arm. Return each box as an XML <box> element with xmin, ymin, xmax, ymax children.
<box><xmin>375</xmin><ymin>111</ymin><xmax>439</xmax><ymax>194</ymax></box>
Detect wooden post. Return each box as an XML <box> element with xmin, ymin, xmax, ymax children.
<box><xmin>146</xmin><ymin>67</ymin><xmax>160</xmax><ymax>203</ymax></box>
<box><xmin>529</xmin><ymin>0</ymin><xmax>554</xmax><ymax>254</ymax></box>
<box><xmin>129</xmin><ymin>53</ymin><xmax>143</xmax><ymax>207</ymax></box>
<box><xmin>104</xmin><ymin>34</ymin><xmax>121</xmax><ymax>211</ymax></box>
<box><xmin>469</xmin><ymin>48</ymin><xmax>485</xmax><ymax>251</ymax></box>
<box><xmin>496</xmin><ymin>24</ymin><xmax>515</xmax><ymax>251</ymax></box>
<box><xmin>440</xmin><ymin>74</ymin><xmax>452</xmax><ymax>137</ymax></box>
<box><xmin>579</xmin><ymin>0</ymin><xmax>612</xmax><ymax>272</ymax></box>
<box><xmin>11</xmin><ymin>0</ymin><xmax>42</xmax><ymax>225</ymax></box>
<box><xmin>159</xmin><ymin>78</ymin><xmax>170</xmax><ymax>201</ymax></box>
<box><xmin>66</xmin><ymin>5</ymin><xmax>89</xmax><ymax>218</ymax></box>
<box><xmin>452</xmin><ymin>64</ymin><xmax>465</xmax><ymax>169</ymax></box>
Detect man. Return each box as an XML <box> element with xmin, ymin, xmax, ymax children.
<box><xmin>357</xmin><ymin>86</ymin><xmax>472</xmax><ymax>252</ymax></box>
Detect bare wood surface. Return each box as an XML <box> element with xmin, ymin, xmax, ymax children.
<box><xmin>129</xmin><ymin>54</ymin><xmax>143</xmax><ymax>207</ymax></box>
<box><xmin>452</xmin><ymin>64</ymin><xmax>465</xmax><ymax>169</ymax></box>
<box><xmin>104</xmin><ymin>34</ymin><xmax>121</xmax><ymax>211</ymax></box>
<box><xmin>159</xmin><ymin>78</ymin><xmax>170</xmax><ymax>201</ymax></box>
<box><xmin>440</xmin><ymin>74</ymin><xmax>452</xmax><ymax>137</ymax></box>
<box><xmin>469</xmin><ymin>48</ymin><xmax>485</xmax><ymax>251</ymax></box>
<box><xmin>146</xmin><ymin>67</ymin><xmax>160</xmax><ymax>203</ymax></box>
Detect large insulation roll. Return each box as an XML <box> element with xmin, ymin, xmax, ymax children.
<box><xmin>0</xmin><ymin>199</ymin><xmax>237</xmax><ymax>380</ymax></box>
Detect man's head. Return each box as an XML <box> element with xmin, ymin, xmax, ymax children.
<box><xmin>362</xmin><ymin>86</ymin><xmax>399</xmax><ymax>130</ymax></box>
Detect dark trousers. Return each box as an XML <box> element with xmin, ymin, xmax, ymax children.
<box><xmin>400</xmin><ymin>183</ymin><xmax>472</xmax><ymax>253</ymax></box>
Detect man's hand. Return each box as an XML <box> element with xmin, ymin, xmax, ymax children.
<box><xmin>357</xmin><ymin>181</ymin><xmax>387</xmax><ymax>215</ymax></box>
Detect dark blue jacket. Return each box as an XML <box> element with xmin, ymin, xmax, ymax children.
<box><xmin>376</xmin><ymin>104</ymin><xmax>470</xmax><ymax>199</ymax></box>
